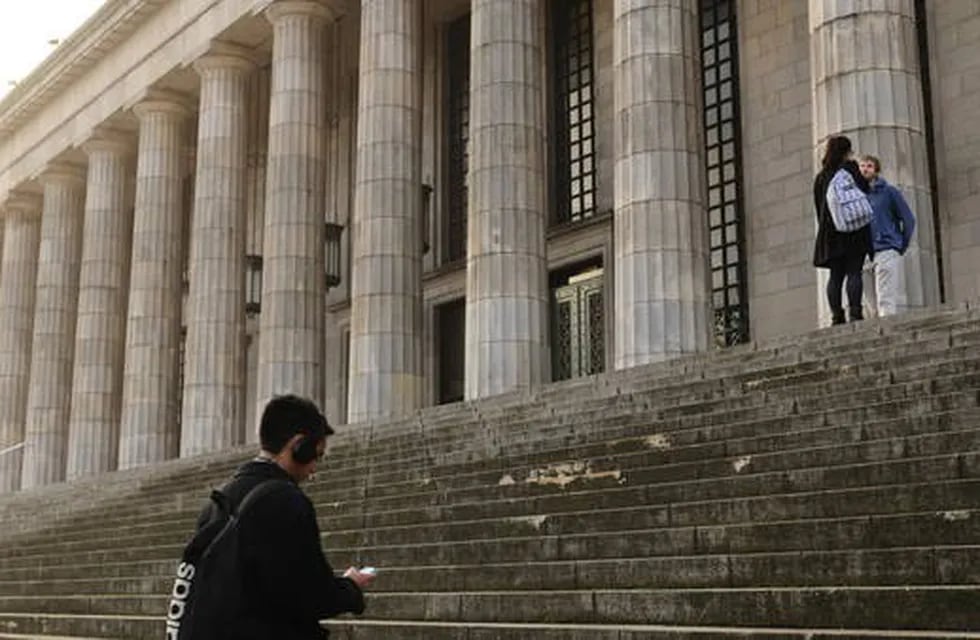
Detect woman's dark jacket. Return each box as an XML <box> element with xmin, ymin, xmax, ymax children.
<box><xmin>196</xmin><ymin>460</ymin><xmax>364</xmax><ymax>640</ymax></box>
<box><xmin>812</xmin><ymin>160</ymin><xmax>872</xmax><ymax>268</ymax></box>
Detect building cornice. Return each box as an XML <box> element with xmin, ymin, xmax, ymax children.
<box><xmin>0</xmin><ymin>0</ymin><xmax>169</xmax><ymax>137</ymax></box>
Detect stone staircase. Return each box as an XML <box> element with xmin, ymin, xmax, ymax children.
<box><xmin>0</xmin><ymin>305</ymin><xmax>979</xmax><ymax>639</ymax></box>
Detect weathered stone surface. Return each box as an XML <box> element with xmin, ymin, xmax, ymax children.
<box><xmin>0</xmin><ymin>193</ymin><xmax>42</xmax><ymax>493</ymax></box>
<box><xmin>465</xmin><ymin>0</ymin><xmax>550</xmax><ymax>399</ymax></box>
<box><xmin>20</xmin><ymin>163</ymin><xmax>87</xmax><ymax>489</ymax></box>
<box><xmin>347</xmin><ymin>0</ymin><xmax>424</xmax><ymax>423</ymax></box>
<box><xmin>181</xmin><ymin>44</ymin><xmax>254</xmax><ymax>457</ymax></box>
<box><xmin>612</xmin><ymin>0</ymin><xmax>711</xmax><ymax>368</ymax></box>
<box><xmin>66</xmin><ymin>129</ymin><xmax>135</xmax><ymax>480</ymax></box>
<box><xmin>256</xmin><ymin>1</ymin><xmax>333</xmax><ymax>422</ymax></box>
<box><xmin>118</xmin><ymin>91</ymin><xmax>190</xmax><ymax>470</ymax></box>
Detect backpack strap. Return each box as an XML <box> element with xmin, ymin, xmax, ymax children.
<box><xmin>234</xmin><ymin>478</ymin><xmax>291</xmax><ymax>517</ymax></box>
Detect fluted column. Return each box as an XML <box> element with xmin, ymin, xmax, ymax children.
<box><xmin>180</xmin><ymin>44</ymin><xmax>255</xmax><ymax>457</ymax></box>
<box><xmin>612</xmin><ymin>0</ymin><xmax>710</xmax><ymax>369</ymax></box>
<box><xmin>0</xmin><ymin>193</ymin><xmax>42</xmax><ymax>493</ymax></box>
<box><xmin>464</xmin><ymin>0</ymin><xmax>550</xmax><ymax>400</ymax></box>
<box><xmin>810</xmin><ymin>1</ymin><xmax>938</xmax><ymax>320</ymax></box>
<box><xmin>257</xmin><ymin>1</ymin><xmax>332</xmax><ymax>417</ymax></box>
<box><xmin>347</xmin><ymin>0</ymin><xmax>423</xmax><ymax>422</ymax></box>
<box><xmin>118</xmin><ymin>91</ymin><xmax>190</xmax><ymax>469</ymax></box>
<box><xmin>66</xmin><ymin>130</ymin><xmax>134</xmax><ymax>480</ymax></box>
<box><xmin>20</xmin><ymin>165</ymin><xmax>87</xmax><ymax>489</ymax></box>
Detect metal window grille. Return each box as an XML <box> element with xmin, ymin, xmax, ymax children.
<box><xmin>701</xmin><ymin>0</ymin><xmax>749</xmax><ymax>347</ymax></box>
<box><xmin>551</xmin><ymin>267</ymin><xmax>604</xmax><ymax>382</ymax></box>
<box><xmin>444</xmin><ymin>14</ymin><xmax>470</xmax><ymax>264</ymax></box>
<box><xmin>552</xmin><ymin>0</ymin><xmax>596</xmax><ymax>225</ymax></box>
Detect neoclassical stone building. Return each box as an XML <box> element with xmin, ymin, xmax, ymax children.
<box><xmin>0</xmin><ymin>0</ymin><xmax>977</xmax><ymax>492</ymax></box>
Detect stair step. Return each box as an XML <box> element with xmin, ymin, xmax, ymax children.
<box><xmin>326</xmin><ymin>619</ymin><xmax>980</xmax><ymax>639</ymax></box>
<box><xmin>6</xmin><ymin>417</ymin><xmax>977</xmax><ymax>557</ymax></box>
<box><xmin>1</xmin><ymin>545</ymin><xmax>977</xmax><ymax>596</ymax></box>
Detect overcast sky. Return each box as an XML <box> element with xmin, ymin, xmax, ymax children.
<box><xmin>0</xmin><ymin>0</ymin><xmax>105</xmax><ymax>99</ymax></box>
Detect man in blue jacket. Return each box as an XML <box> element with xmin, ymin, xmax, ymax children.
<box><xmin>859</xmin><ymin>155</ymin><xmax>917</xmax><ymax>317</ymax></box>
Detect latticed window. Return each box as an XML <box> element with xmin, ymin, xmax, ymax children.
<box><xmin>551</xmin><ymin>0</ymin><xmax>596</xmax><ymax>225</ymax></box>
<box><xmin>701</xmin><ymin>0</ymin><xmax>749</xmax><ymax>347</ymax></box>
<box><xmin>444</xmin><ymin>14</ymin><xmax>470</xmax><ymax>264</ymax></box>
<box><xmin>552</xmin><ymin>266</ymin><xmax>604</xmax><ymax>382</ymax></box>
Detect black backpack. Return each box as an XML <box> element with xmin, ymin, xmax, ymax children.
<box><xmin>165</xmin><ymin>478</ymin><xmax>288</xmax><ymax>640</ymax></box>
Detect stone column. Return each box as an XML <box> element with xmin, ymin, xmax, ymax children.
<box><xmin>257</xmin><ymin>1</ymin><xmax>332</xmax><ymax>417</ymax></box>
<box><xmin>612</xmin><ymin>0</ymin><xmax>711</xmax><ymax>370</ymax></box>
<box><xmin>0</xmin><ymin>193</ymin><xmax>42</xmax><ymax>493</ymax></box>
<box><xmin>118</xmin><ymin>91</ymin><xmax>190</xmax><ymax>470</ymax></box>
<box><xmin>810</xmin><ymin>1</ymin><xmax>939</xmax><ymax>321</ymax></box>
<box><xmin>20</xmin><ymin>165</ymin><xmax>87</xmax><ymax>489</ymax></box>
<box><xmin>347</xmin><ymin>0</ymin><xmax>424</xmax><ymax>422</ymax></box>
<box><xmin>180</xmin><ymin>44</ymin><xmax>254</xmax><ymax>457</ymax></box>
<box><xmin>464</xmin><ymin>0</ymin><xmax>550</xmax><ymax>400</ymax></box>
<box><xmin>65</xmin><ymin>130</ymin><xmax>134</xmax><ymax>480</ymax></box>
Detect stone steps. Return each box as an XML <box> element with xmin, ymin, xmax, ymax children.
<box><xmin>325</xmin><ymin>620</ymin><xmax>980</xmax><ymax>640</ymax></box>
<box><xmin>4</xmin><ymin>620</ymin><xmax>980</xmax><ymax>640</ymax></box>
<box><xmin>0</xmin><ymin>463</ymin><xmax>976</xmax><ymax>574</ymax></box>
<box><xmin>0</xmin><ymin>306</ymin><xmax>977</xmax><ymax>638</ymax></box>
<box><xmin>1</xmin><ymin>586</ymin><xmax>978</xmax><ymax>630</ymax></box>
<box><xmin>1</xmin><ymin>410</ymin><xmax>976</xmax><ymax>564</ymax></box>
<box><xmin>1</xmin><ymin>544</ymin><xmax>977</xmax><ymax>598</ymax></box>
<box><xmin>1</xmin><ymin>324</ymin><xmax>972</xmax><ymax>536</ymax></box>
<box><xmin>1</xmin><ymin>311</ymin><xmax>980</xmax><ymax>509</ymax></box>
<box><xmin>6</xmin><ymin>355</ymin><xmax>978</xmax><ymax>540</ymax></box>
<box><xmin>9</xmin><ymin>406</ymin><xmax>977</xmax><ymax>554</ymax></box>
<box><xmin>3</xmin><ymin>506</ymin><xmax>977</xmax><ymax>587</ymax></box>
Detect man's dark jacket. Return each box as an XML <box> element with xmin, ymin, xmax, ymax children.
<box><xmin>812</xmin><ymin>160</ymin><xmax>872</xmax><ymax>268</ymax></box>
<box><xmin>196</xmin><ymin>459</ymin><xmax>364</xmax><ymax>639</ymax></box>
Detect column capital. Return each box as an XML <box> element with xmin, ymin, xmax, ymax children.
<box><xmin>2</xmin><ymin>190</ymin><xmax>42</xmax><ymax>217</ymax></box>
<box><xmin>193</xmin><ymin>41</ymin><xmax>258</xmax><ymax>75</ymax></box>
<box><xmin>81</xmin><ymin>126</ymin><xmax>135</xmax><ymax>156</ymax></box>
<box><xmin>131</xmin><ymin>88</ymin><xmax>192</xmax><ymax>120</ymax></box>
<box><xmin>39</xmin><ymin>162</ymin><xmax>87</xmax><ymax>188</ymax></box>
<box><xmin>264</xmin><ymin>0</ymin><xmax>337</xmax><ymax>25</ymax></box>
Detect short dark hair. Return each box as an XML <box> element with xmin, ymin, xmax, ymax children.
<box><xmin>860</xmin><ymin>154</ymin><xmax>881</xmax><ymax>172</ymax></box>
<box><xmin>259</xmin><ymin>394</ymin><xmax>334</xmax><ymax>454</ymax></box>
<box><xmin>821</xmin><ymin>135</ymin><xmax>853</xmax><ymax>170</ymax></box>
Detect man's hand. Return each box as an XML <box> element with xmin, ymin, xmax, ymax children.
<box><xmin>343</xmin><ymin>566</ymin><xmax>376</xmax><ymax>589</ymax></box>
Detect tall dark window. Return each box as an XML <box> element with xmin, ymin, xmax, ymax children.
<box><xmin>340</xmin><ymin>329</ymin><xmax>350</xmax><ymax>424</ymax></box>
<box><xmin>701</xmin><ymin>0</ymin><xmax>749</xmax><ymax>347</ymax></box>
<box><xmin>444</xmin><ymin>14</ymin><xmax>470</xmax><ymax>264</ymax></box>
<box><xmin>176</xmin><ymin>325</ymin><xmax>187</xmax><ymax>428</ymax></box>
<box><xmin>551</xmin><ymin>0</ymin><xmax>596</xmax><ymax>225</ymax></box>
<box><xmin>913</xmin><ymin>0</ymin><xmax>945</xmax><ymax>303</ymax></box>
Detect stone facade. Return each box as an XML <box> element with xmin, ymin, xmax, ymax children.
<box><xmin>0</xmin><ymin>0</ymin><xmax>979</xmax><ymax>491</ymax></box>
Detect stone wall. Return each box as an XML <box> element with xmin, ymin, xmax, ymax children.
<box><xmin>931</xmin><ymin>0</ymin><xmax>980</xmax><ymax>303</ymax></box>
<box><xmin>738</xmin><ymin>0</ymin><xmax>818</xmax><ymax>340</ymax></box>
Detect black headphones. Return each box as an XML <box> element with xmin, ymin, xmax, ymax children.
<box><xmin>291</xmin><ymin>430</ymin><xmax>322</xmax><ymax>464</ymax></box>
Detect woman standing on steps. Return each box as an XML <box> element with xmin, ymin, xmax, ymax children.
<box><xmin>813</xmin><ymin>135</ymin><xmax>872</xmax><ymax>325</ymax></box>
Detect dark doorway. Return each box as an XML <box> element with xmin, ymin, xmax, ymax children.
<box><xmin>436</xmin><ymin>298</ymin><xmax>465</xmax><ymax>404</ymax></box>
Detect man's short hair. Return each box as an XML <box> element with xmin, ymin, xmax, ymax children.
<box><xmin>259</xmin><ymin>394</ymin><xmax>334</xmax><ymax>454</ymax></box>
<box><xmin>861</xmin><ymin>154</ymin><xmax>881</xmax><ymax>172</ymax></box>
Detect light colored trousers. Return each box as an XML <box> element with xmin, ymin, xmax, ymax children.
<box><xmin>866</xmin><ymin>249</ymin><xmax>907</xmax><ymax>317</ymax></box>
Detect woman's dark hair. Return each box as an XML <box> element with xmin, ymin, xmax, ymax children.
<box><xmin>259</xmin><ymin>394</ymin><xmax>333</xmax><ymax>454</ymax></box>
<box><xmin>821</xmin><ymin>135</ymin><xmax>853</xmax><ymax>170</ymax></box>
